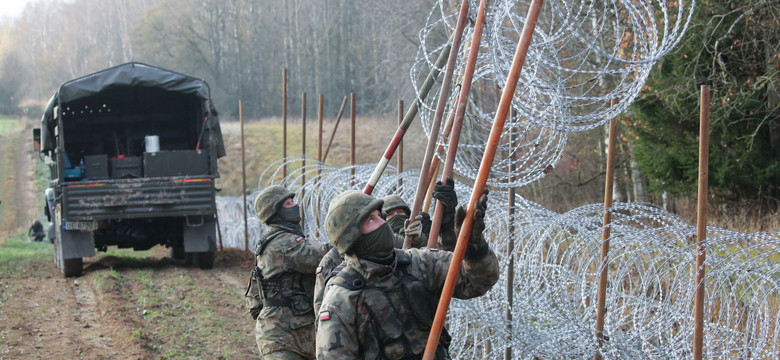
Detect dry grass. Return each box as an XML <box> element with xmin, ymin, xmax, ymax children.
<box><xmin>216</xmin><ymin>115</ymin><xmax>428</xmax><ymax>196</ymax></box>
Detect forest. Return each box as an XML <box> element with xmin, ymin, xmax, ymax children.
<box><xmin>0</xmin><ymin>0</ymin><xmax>778</xmax><ymax>225</ymax></box>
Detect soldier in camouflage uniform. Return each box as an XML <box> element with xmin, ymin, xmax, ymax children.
<box><xmin>248</xmin><ymin>185</ymin><xmax>330</xmax><ymax>360</ymax></box>
<box><xmin>312</xmin><ymin>179</ymin><xmax>459</xmax><ymax>317</ymax></box>
<box><xmin>315</xmin><ymin>189</ymin><xmax>498</xmax><ymax>359</ymax></box>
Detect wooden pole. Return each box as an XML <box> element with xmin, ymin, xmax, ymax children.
<box><xmin>425</xmin><ymin>0</ymin><xmax>488</xmax><ymax>249</ymax></box>
<box><xmin>404</xmin><ymin>0</ymin><xmax>470</xmax><ymax>247</ymax></box>
<box><xmin>282</xmin><ymin>68</ymin><xmax>288</xmax><ymax>180</ymax></box>
<box><xmin>317</xmin><ymin>94</ymin><xmax>324</xmax><ymax>234</ymax></box>
<box><xmin>397</xmin><ymin>100</ymin><xmax>404</xmax><ymax>192</ymax></box>
<box><xmin>504</xmin><ymin>108</ymin><xmax>516</xmax><ymax>360</ymax></box>
<box><xmin>422</xmin><ymin>0</ymin><xmax>542</xmax><ymax>357</ymax></box>
<box><xmin>350</xmin><ymin>93</ymin><xmax>356</xmax><ymax>187</ymax></box>
<box><xmin>240</xmin><ymin>99</ymin><xmax>248</xmax><ymax>252</ymax></box>
<box><xmin>693</xmin><ymin>85</ymin><xmax>710</xmax><ymax>360</ymax></box>
<box><xmin>322</xmin><ymin>95</ymin><xmax>348</xmax><ymax>163</ymax></box>
<box><xmin>362</xmin><ymin>43</ymin><xmax>453</xmax><ymax>195</ymax></box>
<box><xmin>594</xmin><ymin>98</ymin><xmax>619</xmax><ymax>360</ymax></box>
<box><xmin>301</xmin><ymin>92</ymin><xmax>306</xmax><ymax>227</ymax></box>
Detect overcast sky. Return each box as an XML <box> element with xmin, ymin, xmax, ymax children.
<box><xmin>0</xmin><ymin>0</ymin><xmax>32</xmax><ymax>20</ymax></box>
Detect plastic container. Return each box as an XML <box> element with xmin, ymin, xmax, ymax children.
<box><xmin>144</xmin><ymin>135</ymin><xmax>160</xmax><ymax>153</ymax></box>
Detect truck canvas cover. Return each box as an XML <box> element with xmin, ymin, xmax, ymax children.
<box><xmin>40</xmin><ymin>62</ymin><xmax>225</xmax><ymax>157</ymax></box>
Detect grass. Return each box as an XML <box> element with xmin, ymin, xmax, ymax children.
<box><xmin>216</xmin><ymin>116</ymin><xmax>428</xmax><ymax>196</ymax></box>
<box><xmin>0</xmin><ymin>115</ymin><xmax>21</xmax><ymax>134</ymax></box>
<box><xmin>0</xmin><ymin>231</ymin><xmax>52</xmax><ymax>277</ymax></box>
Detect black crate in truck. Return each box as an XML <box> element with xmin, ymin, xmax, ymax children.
<box><xmin>84</xmin><ymin>155</ymin><xmax>109</xmax><ymax>179</ymax></box>
<box><xmin>110</xmin><ymin>156</ymin><xmax>142</xmax><ymax>178</ymax></box>
<box><xmin>143</xmin><ymin>150</ymin><xmax>209</xmax><ymax>177</ymax></box>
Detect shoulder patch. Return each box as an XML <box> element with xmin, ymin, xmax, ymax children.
<box><xmin>319</xmin><ymin>310</ymin><xmax>331</xmax><ymax>321</ymax></box>
<box><xmin>296</xmin><ymin>236</ymin><xmax>305</xmax><ymax>242</ymax></box>
<box><xmin>429</xmin><ymin>248</ymin><xmax>439</xmax><ymax>252</ymax></box>
<box><xmin>316</xmin><ymin>266</ymin><xmax>323</xmax><ymax>274</ymax></box>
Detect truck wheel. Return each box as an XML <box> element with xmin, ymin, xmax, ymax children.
<box><xmin>197</xmin><ymin>251</ymin><xmax>215</xmax><ymax>270</ymax></box>
<box><xmin>170</xmin><ymin>246</ymin><xmax>185</xmax><ymax>261</ymax></box>
<box><xmin>63</xmin><ymin>258</ymin><xmax>83</xmax><ymax>277</ymax></box>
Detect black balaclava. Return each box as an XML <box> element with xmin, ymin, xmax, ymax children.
<box><xmin>277</xmin><ymin>204</ymin><xmax>301</xmax><ymax>223</ymax></box>
<box><xmin>386</xmin><ymin>214</ymin><xmax>409</xmax><ymax>234</ymax></box>
<box><xmin>352</xmin><ymin>222</ymin><xmax>395</xmax><ymax>264</ymax></box>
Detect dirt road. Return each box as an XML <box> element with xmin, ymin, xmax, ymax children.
<box><xmin>0</xmin><ymin>247</ymin><xmax>260</xmax><ymax>359</ymax></box>
<box><xmin>0</xmin><ymin>117</ymin><xmax>262</xmax><ymax>359</ymax></box>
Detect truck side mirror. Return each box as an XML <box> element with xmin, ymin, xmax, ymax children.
<box><xmin>33</xmin><ymin>128</ymin><xmax>41</xmax><ymax>151</ymax></box>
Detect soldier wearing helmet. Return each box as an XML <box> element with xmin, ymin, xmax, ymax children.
<box><xmin>312</xmin><ymin>179</ymin><xmax>459</xmax><ymax>317</ymax></box>
<box><xmin>315</xmin><ymin>189</ymin><xmax>498</xmax><ymax>359</ymax></box>
<box><xmin>247</xmin><ymin>185</ymin><xmax>330</xmax><ymax>360</ymax></box>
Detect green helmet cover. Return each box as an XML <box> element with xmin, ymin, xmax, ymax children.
<box><xmin>381</xmin><ymin>194</ymin><xmax>410</xmax><ymax>217</ymax></box>
<box><xmin>254</xmin><ymin>185</ymin><xmax>295</xmax><ymax>223</ymax></box>
<box><xmin>325</xmin><ymin>190</ymin><xmax>384</xmax><ymax>254</ymax></box>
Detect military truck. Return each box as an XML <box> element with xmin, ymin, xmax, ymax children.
<box><xmin>35</xmin><ymin>62</ymin><xmax>226</xmax><ymax>277</ymax></box>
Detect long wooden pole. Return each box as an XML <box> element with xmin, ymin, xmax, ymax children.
<box><xmin>422</xmin><ymin>0</ymin><xmax>543</xmax><ymax>357</ymax></box>
<box><xmin>404</xmin><ymin>0</ymin><xmax>470</xmax><ymax>247</ymax></box>
<box><xmin>397</xmin><ymin>100</ymin><xmax>404</xmax><ymax>191</ymax></box>
<box><xmin>239</xmin><ymin>99</ymin><xmax>248</xmax><ymax>252</ymax></box>
<box><xmin>317</xmin><ymin>94</ymin><xmax>323</xmax><ymax>235</ymax></box>
<box><xmin>282</xmin><ymin>68</ymin><xmax>288</xmax><ymax>180</ymax></box>
<box><xmin>363</xmin><ymin>43</ymin><xmax>454</xmax><ymax>195</ymax></box>
<box><xmin>594</xmin><ymin>98</ymin><xmax>619</xmax><ymax>360</ymax></box>
<box><xmin>425</xmin><ymin>0</ymin><xmax>488</xmax><ymax>248</ymax></box>
<box><xmin>693</xmin><ymin>85</ymin><xmax>710</xmax><ymax>360</ymax></box>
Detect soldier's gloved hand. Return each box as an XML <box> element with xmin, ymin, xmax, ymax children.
<box><xmin>404</xmin><ymin>214</ymin><xmax>423</xmax><ymax>240</ymax></box>
<box><xmin>455</xmin><ymin>189</ymin><xmax>490</xmax><ymax>259</ymax></box>
<box><xmin>419</xmin><ymin>212</ymin><xmax>432</xmax><ymax>237</ymax></box>
<box><xmin>432</xmin><ymin>177</ymin><xmax>458</xmax><ymax>227</ymax></box>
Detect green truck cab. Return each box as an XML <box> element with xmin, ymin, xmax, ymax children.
<box><xmin>35</xmin><ymin>62</ymin><xmax>226</xmax><ymax>277</ymax></box>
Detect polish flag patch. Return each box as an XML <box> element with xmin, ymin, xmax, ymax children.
<box><xmin>296</xmin><ymin>237</ymin><xmax>305</xmax><ymax>242</ymax></box>
<box><xmin>319</xmin><ymin>311</ymin><xmax>331</xmax><ymax>321</ymax></box>
<box><xmin>316</xmin><ymin>266</ymin><xmax>323</xmax><ymax>274</ymax></box>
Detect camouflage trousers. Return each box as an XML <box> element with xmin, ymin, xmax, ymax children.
<box><xmin>256</xmin><ymin>319</ymin><xmax>315</xmax><ymax>360</ymax></box>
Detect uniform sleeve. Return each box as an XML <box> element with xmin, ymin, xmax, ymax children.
<box><xmin>412</xmin><ymin>246</ymin><xmax>499</xmax><ymax>300</ymax></box>
<box><xmin>313</xmin><ymin>248</ymin><xmax>344</xmax><ymax>316</ymax></box>
<box><xmin>286</xmin><ymin>235</ymin><xmax>331</xmax><ymax>274</ymax></box>
<box><xmin>316</xmin><ymin>290</ymin><xmax>360</xmax><ymax>359</ymax></box>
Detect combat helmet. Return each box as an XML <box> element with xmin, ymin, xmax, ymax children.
<box><xmin>254</xmin><ymin>185</ymin><xmax>296</xmax><ymax>223</ymax></box>
<box><xmin>325</xmin><ymin>190</ymin><xmax>383</xmax><ymax>254</ymax></box>
<box><xmin>381</xmin><ymin>194</ymin><xmax>410</xmax><ymax>217</ymax></box>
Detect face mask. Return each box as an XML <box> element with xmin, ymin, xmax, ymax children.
<box><xmin>386</xmin><ymin>214</ymin><xmax>409</xmax><ymax>234</ymax></box>
<box><xmin>353</xmin><ymin>222</ymin><xmax>395</xmax><ymax>261</ymax></box>
<box><xmin>277</xmin><ymin>204</ymin><xmax>301</xmax><ymax>223</ymax></box>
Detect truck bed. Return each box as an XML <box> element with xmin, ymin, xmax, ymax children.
<box><xmin>61</xmin><ymin>177</ymin><xmax>216</xmax><ymax>221</ymax></box>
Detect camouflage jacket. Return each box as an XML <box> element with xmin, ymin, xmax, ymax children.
<box><xmin>254</xmin><ymin>226</ymin><xmax>330</xmax><ymax>357</ymax></box>
<box><xmin>312</xmin><ymin>225</ymin><xmax>456</xmax><ymax>320</ymax></box>
<box><xmin>315</xmin><ymin>247</ymin><xmax>499</xmax><ymax>359</ymax></box>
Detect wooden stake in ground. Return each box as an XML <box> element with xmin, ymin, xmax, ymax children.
<box><xmin>301</xmin><ymin>92</ymin><xmax>307</xmax><ymax>228</ymax></box>
<box><xmin>282</xmin><ymin>68</ymin><xmax>288</xmax><ymax>180</ymax></box>
<box><xmin>693</xmin><ymin>85</ymin><xmax>710</xmax><ymax>360</ymax></box>
<box><xmin>239</xmin><ymin>99</ymin><xmax>248</xmax><ymax>252</ymax></box>
<box><xmin>350</xmin><ymin>93</ymin><xmax>356</xmax><ymax>187</ymax></box>
<box><xmin>322</xmin><ymin>96</ymin><xmax>348</xmax><ymax>164</ymax></box>
<box><xmin>422</xmin><ymin>0</ymin><xmax>543</xmax><ymax>357</ymax></box>
<box><xmin>594</xmin><ymin>98</ymin><xmax>619</xmax><ymax>360</ymax></box>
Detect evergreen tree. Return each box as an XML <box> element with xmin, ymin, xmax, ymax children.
<box><xmin>630</xmin><ymin>0</ymin><xmax>779</xmax><ymax>206</ymax></box>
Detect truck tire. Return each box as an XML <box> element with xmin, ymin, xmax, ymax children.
<box><xmin>63</xmin><ymin>258</ymin><xmax>83</xmax><ymax>277</ymax></box>
<box><xmin>197</xmin><ymin>251</ymin><xmax>215</xmax><ymax>270</ymax></box>
<box><xmin>170</xmin><ymin>246</ymin><xmax>186</xmax><ymax>261</ymax></box>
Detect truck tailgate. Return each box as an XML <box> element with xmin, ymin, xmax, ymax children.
<box><xmin>62</xmin><ymin>177</ymin><xmax>216</xmax><ymax>221</ymax></box>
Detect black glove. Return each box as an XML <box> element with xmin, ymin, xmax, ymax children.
<box><xmin>432</xmin><ymin>177</ymin><xmax>457</xmax><ymax>227</ymax></box>
<box><xmin>455</xmin><ymin>189</ymin><xmax>489</xmax><ymax>259</ymax></box>
<box><xmin>419</xmin><ymin>212</ymin><xmax>432</xmax><ymax>237</ymax></box>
